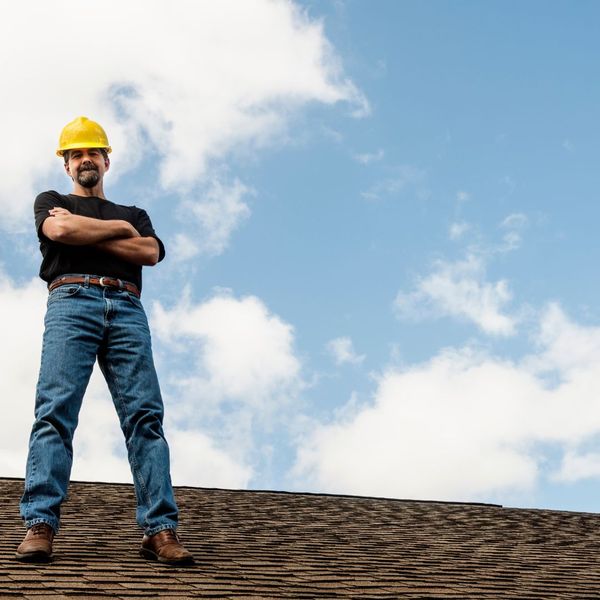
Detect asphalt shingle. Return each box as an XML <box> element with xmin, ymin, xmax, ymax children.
<box><xmin>1</xmin><ymin>477</ymin><xmax>599</xmax><ymax>598</ymax></box>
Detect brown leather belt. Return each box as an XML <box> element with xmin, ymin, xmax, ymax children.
<box><xmin>48</xmin><ymin>275</ymin><xmax>140</xmax><ymax>298</ymax></box>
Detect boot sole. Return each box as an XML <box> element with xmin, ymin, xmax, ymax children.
<box><xmin>139</xmin><ymin>547</ymin><xmax>194</xmax><ymax>566</ymax></box>
<box><xmin>15</xmin><ymin>551</ymin><xmax>53</xmax><ymax>563</ymax></box>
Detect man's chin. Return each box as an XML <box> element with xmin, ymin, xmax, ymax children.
<box><xmin>77</xmin><ymin>173</ymin><xmax>99</xmax><ymax>188</ymax></box>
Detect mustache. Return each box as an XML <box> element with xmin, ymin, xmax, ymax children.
<box><xmin>79</xmin><ymin>162</ymin><xmax>98</xmax><ymax>172</ymax></box>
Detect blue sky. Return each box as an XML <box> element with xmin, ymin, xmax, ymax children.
<box><xmin>3</xmin><ymin>0</ymin><xmax>600</xmax><ymax>512</ymax></box>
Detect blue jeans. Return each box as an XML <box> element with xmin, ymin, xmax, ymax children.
<box><xmin>20</xmin><ymin>277</ymin><xmax>178</xmax><ymax>535</ymax></box>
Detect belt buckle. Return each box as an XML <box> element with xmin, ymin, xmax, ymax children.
<box><xmin>99</xmin><ymin>277</ymin><xmax>123</xmax><ymax>289</ymax></box>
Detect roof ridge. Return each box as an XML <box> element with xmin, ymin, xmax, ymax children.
<box><xmin>0</xmin><ymin>475</ymin><xmax>502</xmax><ymax>508</ymax></box>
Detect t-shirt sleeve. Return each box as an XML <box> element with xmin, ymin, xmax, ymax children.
<box><xmin>34</xmin><ymin>191</ymin><xmax>67</xmax><ymax>241</ymax></box>
<box><xmin>135</xmin><ymin>208</ymin><xmax>166</xmax><ymax>263</ymax></box>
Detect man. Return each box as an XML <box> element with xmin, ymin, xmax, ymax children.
<box><xmin>16</xmin><ymin>116</ymin><xmax>193</xmax><ymax>566</ymax></box>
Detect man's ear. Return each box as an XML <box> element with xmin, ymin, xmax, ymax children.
<box><xmin>104</xmin><ymin>156</ymin><xmax>110</xmax><ymax>172</ymax></box>
<box><xmin>64</xmin><ymin>161</ymin><xmax>73</xmax><ymax>180</ymax></box>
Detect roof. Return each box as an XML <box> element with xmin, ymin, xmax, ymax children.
<box><xmin>1</xmin><ymin>477</ymin><xmax>599</xmax><ymax>599</ymax></box>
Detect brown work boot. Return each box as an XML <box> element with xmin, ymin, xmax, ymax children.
<box><xmin>140</xmin><ymin>529</ymin><xmax>194</xmax><ymax>565</ymax></box>
<box><xmin>15</xmin><ymin>523</ymin><xmax>54</xmax><ymax>562</ymax></box>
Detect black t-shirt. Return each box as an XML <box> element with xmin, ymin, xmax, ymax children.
<box><xmin>34</xmin><ymin>190</ymin><xmax>165</xmax><ymax>292</ymax></box>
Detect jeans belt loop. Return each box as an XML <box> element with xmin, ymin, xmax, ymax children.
<box><xmin>84</xmin><ymin>275</ymin><xmax>90</xmax><ymax>288</ymax></box>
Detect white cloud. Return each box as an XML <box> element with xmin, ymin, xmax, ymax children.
<box><xmin>151</xmin><ymin>289</ymin><xmax>303</xmax><ymax>476</ymax></box>
<box><xmin>354</xmin><ymin>149</ymin><xmax>384</xmax><ymax>165</ymax></box>
<box><xmin>327</xmin><ymin>336</ymin><xmax>365</xmax><ymax>365</ymax></box>
<box><xmin>1</xmin><ymin>0</ymin><xmax>367</xmax><ymax>229</ymax></box>
<box><xmin>360</xmin><ymin>165</ymin><xmax>426</xmax><ymax>202</ymax></box>
<box><xmin>552</xmin><ymin>451</ymin><xmax>600</xmax><ymax>483</ymax></box>
<box><xmin>456</xmin><ymin>190</ymin><xmax>470</xmax><ymax>203</ymax></box>
<box><xmin>168</xmin><ymin>429</ymin><xmax>252</xmax><ymax>488</ymax></box>
<box><xmin>527</xmin><ymin>302</ymin><xmax>600</xmax><ymax>378</ymax></box>
<box><xmin>179</xmin><ymin>178</ymin><xmax>252</xmax><ymax>257</ymax></box>
<box><xmin>500</xmin><ymin>213</ymin><xmax>528</xmax><ymax>230</ymax></box>
<box><xmin>500</xmin><ymin>231</ymin><xmax>521</xmax><ymax>252</ymax></box>
<box><xmin>499</xmin><ymin>213</ymin><xmax>528</xmax><ymax>252</ymax></box>
<box><xmin>152</xmin><ymin>289</ymin><xmax>301</xmax><ymax>405</ymax></box>
<box><xmin>294</xmin><ymin>304</ymin><xmax>600</xmax><ymax>502</ymax></box>
<box><xmin>170</xmin><ymin>233</ymin><xmax>200</xmax><ymax>263</ymax></box>
<box><xmin>449</xmin><ymin>221</ymin><xmax>471</xmax><ymax>241</ymax></box>
<box><xmin>394</xmin><ymin>253</ymin><xmax>517</xmax><ymax>336</ymax></box>
<box><xmin>0</xmin><ymin>274</ymin><xmax>47</xmax><ymax>476</ymax></box>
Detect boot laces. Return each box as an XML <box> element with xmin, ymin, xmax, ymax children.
<box><xmin>161</xmin><ymin>529</ymin><xmax>179</xmax><ymax>542</ymax></box>
<box><xmin>30</xmin><ymin>523</ymin><xmax>51</xmax><ymax>536</ymax></box>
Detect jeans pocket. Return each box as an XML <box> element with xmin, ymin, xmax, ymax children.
<box><xmin>47</xmin><ymin>285</ymin><xmax>83</xmax><ymax>305</ymax></box>
<box><xmin>123</xmin><ymin>291</ymin><xmax>143</xmax><ymax>308</ymax></box>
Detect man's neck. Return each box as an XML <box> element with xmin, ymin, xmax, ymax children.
<box><xmin>71</xmin><ymin>183</ymin><xmax>106</xmax><ymax>199</ymax></box>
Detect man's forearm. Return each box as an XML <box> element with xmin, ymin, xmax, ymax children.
<box><xmin>94</xmin><ymin>236</ymin><xmax>160</xmax><ymax>266</ymax></box>
<box><xmin>43</xmin><ymin>213</ymin><xmax>139</xmax><ymax>245</ymax></box>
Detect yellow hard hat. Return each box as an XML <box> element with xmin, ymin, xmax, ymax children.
<box><xmin>56</xmin><ymin>116</ymin><xmax>112</xmax><ymax>157</ymax></box>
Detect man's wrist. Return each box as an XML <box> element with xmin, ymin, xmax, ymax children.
<box><xmin>120</xmin><ymin>220</ymin><xmax>140</xmax><ymax>238</ymax></box>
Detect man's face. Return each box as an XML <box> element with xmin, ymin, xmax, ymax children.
<box><xmin>64</xmin><ymin>148</ymin><xmax>109</xmax><ymax>188</ymax></box>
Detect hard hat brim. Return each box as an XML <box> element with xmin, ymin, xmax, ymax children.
<box><xmin>56</xmin><ymin>144</ymin><xmax>112</xmax><ymax>157</ymax></box>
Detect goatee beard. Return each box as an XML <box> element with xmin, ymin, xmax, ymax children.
<box><xmin>77</xmin><ymin>169</ymin><xmax>99</xmax><ymax>188</ymax></box>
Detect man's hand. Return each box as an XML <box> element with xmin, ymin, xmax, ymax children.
<box><xmin>42</xmin><ymin>207</ymin><xmax>140</xmax><ymax>245</ymax></box>
<box><xmin>48</xmin><ymin>207</ymin><xmax>71</xmax><ymax>217</ymax></box>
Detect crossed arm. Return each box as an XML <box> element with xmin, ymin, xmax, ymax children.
<box><xmin>42</xmin><ymin>207</ymin><xmax>160</xmax><ymax>266</ymax></box>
